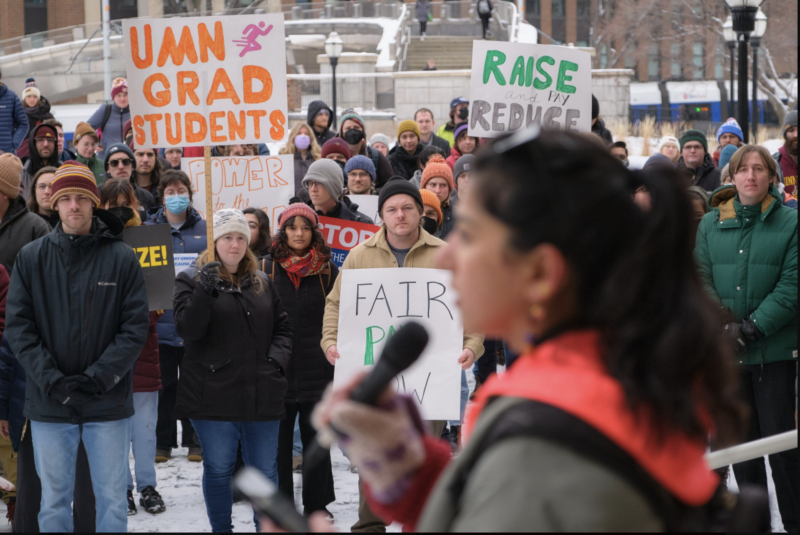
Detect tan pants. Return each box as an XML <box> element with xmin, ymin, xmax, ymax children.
<box><xmin>0</xmin><ymin>435</ymin><xmax>17</xmax><ymax>503</ymax></box>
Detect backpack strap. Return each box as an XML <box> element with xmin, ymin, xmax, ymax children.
<box><xmin>317</xmin><ymin>262</ymin><xmax>332</xmax><ymax>293</ymax></box>
<box><xmin>99</xmin><ymin>103</ymin><xmax>113</xmax><ymax>135</ymax></box>
<box><xmin>270</xmin><ymin>258</ymin><xmax>276</xmax><ymax>282</ymax></box>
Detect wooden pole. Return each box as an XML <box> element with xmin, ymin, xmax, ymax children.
<box><xmin>204</xmin><ymin>146</ymin><xmax>214</xmax><ymax>254</ymax></box>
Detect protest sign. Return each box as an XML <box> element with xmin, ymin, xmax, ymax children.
<box><xmin>319</xmin><ymin>216</ymin><xmax>380</xmax><ymax>267</ymax></box>
<box><xmin>347</xmin><ymin>195</ymin><xmax>381</xmax><ymax>225</ymax></box>
<box><xmin>334</xmin><ymin>268</ymin><xmax>463</xmax><ymax>420</ymax></box>
<box><xmin>123</xmin><ymin>15</ymin><xmax>288</xmax><ymax>149</ymax></box>
<box><xmin>123</xmin><ymin>224</ymin><xmax>175</xmax><ymax>311</ymax></box>
<box><xmin>174</xmin><ymin>253</ymin><xmax>199</xmax><ymax>276</ymax></box>
<box><xmin>182</xmin><ymin>154</ymin><xmax>294</xmax><ymax>224</ymax></box>
<box><xmin>468</xmin><ymin>41</ymin><xmax>592</xmax><ymax>138</ymax></box>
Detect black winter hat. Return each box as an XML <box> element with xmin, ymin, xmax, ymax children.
<box><xmin>378</xmin><ymin>176</ymin><xmax>423</xmax><ymax>215</ymax></box>
<box><xmin>591</xmin><ymin>94</ymin><xmax>599</xmax><ymax>119</ymax></box>
<box><xmin>104</xmin><ymin>143</ymin><xmax>136</xmax><ymax>170</ymax></box>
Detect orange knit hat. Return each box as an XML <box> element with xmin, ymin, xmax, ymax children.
<box><xmin>419</xmin><ymin>188</ymin><xmax>443</xmax><ymax>224</ymax></box>
<box><xmin>420</xmin><ymin>154</ymin><xmax>454</xmax><ymax>191</ymax></box>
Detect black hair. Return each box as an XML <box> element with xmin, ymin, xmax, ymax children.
<box><xmin>242</xmin><ymin>206</ymin><xmax>271</xmax><ymax>256</ymax></box>
<box><xmin>611</xmin><ymin>140</ymin><xmax>628</xmax><ymax>157</ymax></box>
<box><xmin>419</xmin><ymin>145</ymin><xmax>444</xmax><ymax>169</ymax></box>
<box><xmin>271</xmin><ymin>215</ymin><xmax>331</xmax><ymax>263</ymax></box>
<box><xmin>158</xmin><ymin>169</ymin><xmax>193</xmax><ymax>203</ymax></box>
<box><xmin>474</xmin><ymin>130</ymin><xmax>744</xmax><ymax>445</ymax></box>
<box><xmin>99</xmin><ymin>178</ymin><xmax>140</xmax><ymax>210</ymax></box>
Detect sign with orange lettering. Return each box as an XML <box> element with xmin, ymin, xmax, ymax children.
<box><xmin>123</xmin><ymin>16</ymin><xmax>287</xmax><ymax>149</ymax></box>
<box><xmin>181</xmin><ymin>154</ymin><xmax>294</xmax><ymax>224</ymax></box>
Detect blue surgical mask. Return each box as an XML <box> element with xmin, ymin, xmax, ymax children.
<box><xmin>165</xmin><ymin>194</ymin><xmax>190</xmax><ymax>215</ymax></box>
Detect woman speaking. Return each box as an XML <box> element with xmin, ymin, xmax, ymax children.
<box><xmin>312</xmin><ymin>129</ymin><xmax>746</xmax><ymax>532</ymax></box>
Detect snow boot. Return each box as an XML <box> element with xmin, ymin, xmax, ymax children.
<box><xmin>127</xmin><ymin>490</ymin><xmax>137</xmax><ymax>516</ymax></box>
<box><xmin>139</xmin><ymin>486</ymin><xmax>166</xmax><ymax>514</ymax></box>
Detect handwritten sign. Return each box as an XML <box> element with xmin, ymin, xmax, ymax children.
<box><xmin>123</xmin><ymin>15</ymin><xmax>288</xmax><ymax>149</ymax></box>
<box><xmin>468</xmin><ymin>41</ymin><xmax>591</xmax><ymax>138</ymax></box>
<box><xmin>319</xmin><ymin>216</ymin><xmax>380</xmax><ymax>268</ymax></box>
<box><xmin>334</xmin><ymin>268</ymin><xmax>463</xmax><ymax>420</ymax></box>
<box><xmin>182</xmin><ymin>154</ymin><xmax>294</xmax><ymax>224</ymax></box>
<box><xmin>347</xmin><ymin>195</ymin><xmax>381</xmax><ymax>225</ymax></box>
<box><xmin>123</xmin><ymin>224</ymin><xmax>175</xmax><ymax>311</ymax></box>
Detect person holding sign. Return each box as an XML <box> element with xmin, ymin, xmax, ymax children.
<box><xmin>144</xmin><ymin>169</ymin><xmax>207</xmax><ymax>464</ymax></box>
<box><xmin>313</xmin><ymin>130</ymin><xmax>746</xmax><ymax>532</ymax></box>
<box><xmin>263</xmin><ymin>203</ymin><xmax>340</xmax><ymax>519</ymax></box>
<box><xmin>320</xmin><ymin>177</ymin><xmax>484</xmax><ymax>533</ymax></box>
<box><xmin>172</xmin><ymin>208</ymin><xmax>292</xmax><ymax>533</ymax></box>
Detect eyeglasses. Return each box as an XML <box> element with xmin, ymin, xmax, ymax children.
<box><xmin>36</xmin><ymin>183</ymin><xmax>52</xmax><ymax>191</ymax></box>
<box><xmin>108</xmin><ymin>158</ymin><xmax>133</xmax><ymax>167</ymax></box>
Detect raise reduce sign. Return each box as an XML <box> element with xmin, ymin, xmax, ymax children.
<box><xmin>182</xmin><ymin>154</ymin><xmax>294</xmax><ymax>224</ymax></box>
<box><xmin>123</xmin><ymin>15</ymin><xmax>288</xmax><ymax>149</ymax></box>
<box><xmin>468</xmin><ymin>41</ymin><xmax>592</xmax><ymax>138</ymax></box>
<box><xmin>318</xmin><ymin>216</ymin><xmax>380</xmax><ymax>268</ymax></box>
<box><xmin>334</xmin><ymin>268</ymin><xmax>463</xmax><ymax>420</ymax></box>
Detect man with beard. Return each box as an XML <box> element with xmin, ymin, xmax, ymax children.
<box><xmin>133</xmin><ymin>147</ymin><xmax>163</xmax><ymax>202</ymax></box>
<box><xmin>20</xmin><ymin>124</ymin><xmax>60</xmax><ymax>200</ymax></box>
<box><xmin>104</xmin><ymin>144</ymin><xmax>156</xmax><ymax>213</ymax></box>
<box><xmin>773</xmin><ymin>111</ymin><xmax>797</xmax><ymax>201</ymax></box>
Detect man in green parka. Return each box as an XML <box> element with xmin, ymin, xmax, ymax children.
<box><xmin>694</xmin><ymin>144</ymin><xmax>797</xmax><ymax>532</ymax></box>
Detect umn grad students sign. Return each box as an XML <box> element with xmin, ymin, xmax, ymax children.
<box><xmin>123</xmin><ymin>16</ymin><xmax>288</xmax><ymax>149</ymax></box>
<box><xmin>469</xmin><ymin>41</ymin><xmax>591</xmax><ymax>138</ymax></box>
<box><xmin>334</xmin><ymin>269</ymin><xmax>463</xmax><ymax>420</ymax></box>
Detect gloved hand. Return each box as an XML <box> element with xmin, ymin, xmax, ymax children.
<box><xmin>199</xmin><ymin>261</ymin><xmax>221</xmax><ymax>294</ymax></box>
<box><xmin>49</xmin><ymin>376</ymin><xmax>97</xmax><ymax>405</ymax></box>
<box><xmin>74</xmin><ymin>375</ymin><xmax>103</xmax><ymax>397</ymax></box>
<box><xmin>739</xmin><ymin>318</ymin><xmax>764</xmax><ymax>343</ymax></box>
<box><xmin>722</xmin><ymin>322</ymin><xmax>746</xmax><ymax>352</ymax></box>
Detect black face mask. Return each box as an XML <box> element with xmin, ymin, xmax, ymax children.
<box><xmin>458</xmin><ymin>108</ymin><xmax>469</xmax><ymax>120</ymax></box>
<box><xmin>343</xmin><ymin>129</ymin><xmax>365</xmax><ymax>145</ymax></box>
<box><xmin>108</xmin><ymin>206</ymin><xmax>134</xmax><ymax>224</ymax></box>
<box><xmin>421</xmin><ymin>216</ymin><xmax>438</xmax><ymax>235</ymax></box>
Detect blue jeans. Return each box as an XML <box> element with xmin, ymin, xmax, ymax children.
<box><xmin>191</xmin><ymin>419</ymin><xmax>280</xmax><ymax>532</ymax></box>
<box><xmin>448</xmin><ymin>370</ymin><xmax>469</xmax><ymax>427</ymax></box>
<box><xmin>292</xmin><ymin>414</ymin><xmax>303</xmax><ymax>456</ymax></box>
<box><xmin>127</xmin><ymin>392</ymin><xmax>159</xmax><ymax>492</ymax></box>
<box><xmin>31</xmin><ymin>418</ymin><xmax>131</xmax><ymax>533</ymax></box>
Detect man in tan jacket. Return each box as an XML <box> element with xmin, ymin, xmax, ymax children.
<box><xmin>321</xmin><ymin>177</ymin><xmax>484</xmax><ymax>533</ymax></box>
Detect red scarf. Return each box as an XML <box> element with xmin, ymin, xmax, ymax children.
<box><xmin>278</xmin><ymin>248</ymin><xmax>326</xmax><ymax>289</ymax></box>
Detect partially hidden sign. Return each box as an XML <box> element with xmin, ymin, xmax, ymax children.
<box><xmin>123</xmin><ymin>15</ymin><xmax>288</xmax><ymax>149</ymax></box>
<box><xmin>123</xmin><ymin>224</ymin><xmax>175</xmax><ymax>311</ymax></box>
<box><xmin>347</xmin><ymin>195</ymin><xmax>381</xmax><ymax>225</ymax></box>
<box><xmin>333</xmin><ymin>268</ymin><xmax>463</xmax><ymax>420</ymax></box>
<box><xmin>468</xmin><ymin>41</ymin><xmax>592</xmax><ymax>138</ymax></box>
<box><xmin>319</xmin><ymin>216</ymin><xmax>380</xmax><ymax>268</ymax></box>
<box><xmin>182</xmin><ymin>154</ymin><xmax>294</xmax><ymax>224</ymax></box>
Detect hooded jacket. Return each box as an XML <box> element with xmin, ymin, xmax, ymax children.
<box><xmin>307</xmin><ymin>101</ymin><xmax>336</xmax><ymax>147</ymax></box>
<box><xmin>0</xmin><ymin>83</ymin><xmax>28</xmax><ymax>154</ymax></box>
<box><xmin>0</xmin><ymin>196</ymin><xmax>51</xmax><ymax>273</ymax></box>
<box><xmin>694</xmin><ymin>184</ymin><xmax>797</xmax><ymax>366</ymax></box>
<box><xmin>5</xmin><ymin>210</ymin><xmax>150</xmax><ymax>424</ymax></box>
<box><xmin>87</xmin><ymin>101</ymin><xmax>130</xmax><ymax>152</ymax></box>
<box><xmin>20</xmin><ymin>123</ymin><xmax>61</xmax><ymax>199</ymax></box>
<box><xmin>591</xmin><ymin>118</ymin><xmax>613</xmax><ymax>146</ymax></box>
<box><xmin>388</xmin><ymin>144</ymin><xmax>423</xmax><ymax>180</ymax></box>
<box><xmin>76</xmin><ymin>152</ymin><xmax>106</xmax><ymax>187</ymax></box>
<box><xmin>677</xmin><ymin>154</ymin><xmax>721</xmax><ymax>194</ymax></box>
<box><xmin>15</xmin><ymin>96</ymin><xmax>54</xmax><ymax>160</ymax></box>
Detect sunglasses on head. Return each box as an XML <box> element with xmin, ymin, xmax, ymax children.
<box><xmin>109</xmin><ymin>158</ymin><xmax>133</xmax><ymax>167</ymax></box>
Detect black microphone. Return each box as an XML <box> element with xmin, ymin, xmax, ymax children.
<box><xmin>305</xmin><ymin>321</ymin><xmax>429</xmax><ymax>468</ymax></box>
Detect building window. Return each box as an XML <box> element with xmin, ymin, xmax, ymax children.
<box><xmin>24</xmin><ymin>0</ymin><xmax>48</xmax><ymax>36</ymax></box>
<box><xmin>671</xmin><ymin>43</ymin><xmax>682</xmax><ymax>78</ymax></box>
<box><xmin>527</xmin><ymin>0</ymin><xmax>540</xmax><ymax>15</ymax></box>
<box><xmin>577</xmin><ymin>0</ymin><xmax>590</xmax><ymax>17</ymax></box>
<box><xmin>715</xmin><ymin>60</ymin><xmax>724</xmax><ymax>79</ymax></box>
<box><xmin>648</xmin><ymin>44</ymin><xmax>660</xmax><ymax>81</ymax></box>
<box><xmin>552</xmin><ymin>0</ymin><xmax>565</xmax><ymax>17</ymax></box>
<box><xmin>577</xmin><ymin>40</ymin><xmax>589</xmax><ymax>47</ymax></box>
<box><xmin>600</xmin><ymin>44</ymin><xmax>608</xmax><ymax>69</ymax></box>
<box><xmin>692</xmin><ymin>42</ymin><xmax>703</xmax><ymax>80</ymax></box>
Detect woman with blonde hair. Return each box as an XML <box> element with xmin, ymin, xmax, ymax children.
<box><xmin>173</xmin><ymin>208</ymin><xmax>292</xmax><ymax>532</ymax></box>
<box><xmin>280</xmin><ymin>122</ymin><xmax>321</xmax><ymax>195</ymax></box>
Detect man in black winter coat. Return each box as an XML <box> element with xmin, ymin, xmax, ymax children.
<box><xmin>5</xmin><ymin>162</ymin><xmax>149</xmax><ymax>533</ymax></box>
<box><xmin>307</xmin><ymin>100</ymin><xmax>336</xmax><ymax>148</ymax></box>
<box><xmin>301</xmin><ymin>159</ymin><xmax>374</xmax><ymax>224</ymax></box>
<box><xmin>677</xmin><ymin>129</ymin><xmax>721</xmax><ymax>193</ymax></box>
<box><xmin>19</xmin><ymin>123</ymin><xmax>60</xmax><ymax>200</ymax></box>
<box><xmin>103</xmin><ymin>143</ymin><xmax>156</xmax><ymax>213</ymax></box>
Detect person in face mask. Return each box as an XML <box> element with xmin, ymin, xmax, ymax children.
<box><xmin>419</xmin><ymin>188</ymin><xmax>442</xmax><ymax>236</ymax></box>
<box><xmin>143</xmin><ymin>169</ymin><xmax>207</xmax><ymax>465</ymax></box>
<box><xmin>279</xmin><ymin>123</ymin><xmax>322</xmax><ymax>203</ymax></box>
<box><xmin>338</xmin><ymin>109</ymin><xmax>395</xmax><ymax>190</ymax></box>
<box><xmin>610</xmin><ymin>141</ymin><xmax>629</xmax><ymax>168</ymax></box>
<box><xmin>437</xmin><ymin>97</ymin><xmax>469</xmax><ymax>148</ymax></box>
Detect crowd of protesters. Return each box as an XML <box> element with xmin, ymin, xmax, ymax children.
<box><xmin>0</xmin><ymin>64</ymin><xmax>796</xmax><ymax>534</ymax></box>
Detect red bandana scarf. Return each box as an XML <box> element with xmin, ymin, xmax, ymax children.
<box><xmin>278</xmin><ymin>248</ymin><xmax>326</xmax><ymax>289</ymax></box>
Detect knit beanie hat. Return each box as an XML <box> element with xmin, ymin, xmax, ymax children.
<box><xmin>0</xmin><ymin>153</ymin><xmax>23</xmax><ymax>199</ymax></box>
<box><xmin>111</xmin><ymin>77</ymin><xmax>128</xmax><ymax>100</ymax></box>
<box><xmin>679</xmin><ymin>129</ymin><xmax>708</xmax><ymax>153</ymax></box>
<box><xmin>419</xmin><ymin>188</ymin><xmax>442</xmax><ymax>224</ymax></box>
<box><xmin>74</xmin><ymin>122</ymin><xmax>98</xmax><ymax>144</ymax></box>
<box><xmin>50</xmin><ymin>161</ymin><xmax>100</xmax><ymax>208</ymax></box>
<box><xmin>397</xmin><ymin>120</ymin><xmax>421</xmax><ymax>140</ymax></box>
<box><xmin>369</xmin><ymin>133</ymin><xmax>391</xmax><ymax>148</ymax></box>
<box><xmin>344</xmin><ymin>155</ymin><xmax>376</xmax><ymax>182</ymax></box>
<box><xmin>340</xmin><ymin>109</ymin><xmax>365</xmax><ymax>132</ymax></box>
<box><xmin>104</xmin><ymin>143</ymin><xmax>136</xmax><ymax>170</ymax></box>
<box><xmin>277</xmin><ymin>202</ymin><xmax>320</xmax><ymax>228</ymax></box>
<box><xmin>658</xmin><ymin>136</ymin><xmax>679</xmax><ymax>152</ymax></box>
<box><xmin>321</xmin><ymin>138</ymin><xmax>351</xmax><ymax>161</ymax></box>
<box><xmin>303</xmin><ymin>159</ymin><xmax>344</xmax><ymax>201</ymax></box>
<box><xmin>453</xmin><ymin>123</ymin><xmax>470</xmax><ymax>142</ymax></box>
<box><xmin>591</xmin><ymin>94</ymin><xmax>599</xmax><ymax>119</ymax></box>
<box><xmin>718</xmin><ymin>144</ymin><xmax>738</xmax><ymax>170</ymax></box>
<box><xmin>783</xmin><ymin>110</ymin><xmax>798</xmax><ymax>138</ymax></box>
<box><xmin>22</xmin><ymin>78</ymin><xmax>40</xmax><ymax>101</ymax></box>
<box><xmin>421</xmin><ymin>154</ymin><xmax>454</xmax><ymax>191</ymax></box>
<box><xmin>453</xmin><ymin>154</ymin><xmax>475</xmax><ymax>183</ymax></box>
<box><xmin>213</xmin><ymin>208</ymin><xmax>250</xmax><ymax>245</ymax></box>
<box><xmin>643</xmin><ymin>153</ymin><xmax>674</xmax><ymax>170</ymax></box>
<box><xmin>378</xmin><ymin>176</ymin><xmax>423</xmax><ymax>215</ymax></box>
<box><xmin>687</xmin><ymin>186</ymin><xmax>710</xmax><ymax>210</ymax></box>
<box><xmin>716</xmin><ymin>118</ymin><xmax>744</xmax><ymax>143</ymax></box>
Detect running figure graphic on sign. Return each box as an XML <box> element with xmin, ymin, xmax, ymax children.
<box><xmin>233</xmin><ymin>21</ymin><xmax>273</xmax><ymax>57</ymax></box>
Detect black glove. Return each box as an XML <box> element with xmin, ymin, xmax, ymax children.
<box><xmin>49</xmin><ymin>376</ymin><xmax>97</xmax><ymax>405</ymax></box>
<box><xmin>739</xmin><ymin>318</ymin><xmax>764</xmax><ymax>343</ymax></box>
<box><xmin>74</xmin><ymin>375</ymin><xmax>103</xmax><ymax>397</ymax></box>
<box><xmin>723</xmin><ymin>322</ymin><xmax>747</xmax><ymax>353</ymax></box>
<box><xmin>199</xmin><ymin>261</ymin><xmax>221</xmax><ymax>294</ymax></box>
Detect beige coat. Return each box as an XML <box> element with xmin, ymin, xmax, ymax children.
<box><xmin>321</xmin><ymin>226</ymin><xmax>485</xmax><ymax>360</ymax></box>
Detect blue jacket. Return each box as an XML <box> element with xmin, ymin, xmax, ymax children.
<box><xmin>144</xmin><ymin>206</ymin><xmax>207</xmax><ymax>347</ymax></box>
<box><xmin>0</xmin><ymin>337</ymin><xmax>26</xmax><ymax>451</ymax></box>
<box><xmin>87</xmin><ymin>102</ymin><xmax>130</xmax><ymax>154</ymax></box>
<box><xmin>0</xmin><ymin>83</ymin><xmax>28</xmax><ymax>154</ymax></box>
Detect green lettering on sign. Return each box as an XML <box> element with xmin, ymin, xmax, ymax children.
<box><xmin>364</xmin><ymin>326</ymin><xmax>385</xmax><ymax>365</ymax></box>
<box><xmin>483</xmin><ymin>50</ymin><xmax>507</xmax><ymax>86</ymax></box>
<box><xmin>525</xmin><ymin>56</ymin><xmax>535</xmax><ymax>87</ymax></box>
<box><xmin>556</xmin><ymin>60</ymin><xmax>579</xmax><ymax>94</ymax></box>
<box><xmin>533</xmin><ymin>56</ymin><xmax>555</xmax><ymax>90</ymax></box>
<box><xmin>509</xmin><ymin>56</ymin><xmax>526</xmax><ymax>87</ymax></box>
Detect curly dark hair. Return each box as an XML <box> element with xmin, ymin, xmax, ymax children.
<box><xmin>242</xmin><ymin>206</ymin><xmax>271</xmax><ymax>256</ymax></box>
<box><xmin>271</xmin><ymin>215</ymin><xmax>332</xmax><ymax>263</ymax></box>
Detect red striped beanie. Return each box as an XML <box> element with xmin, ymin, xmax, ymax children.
<box><xmin>50</xmin><ymin>161</ymin><xmax>100</xmax><ymax>208</ymax></box>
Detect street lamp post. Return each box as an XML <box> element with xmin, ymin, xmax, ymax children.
<box><xmin>723</xmin><ymin>16</ymin><xmax>737</xmax><ymax>119</ymax></box>
<box><xmin>324</xmin><ymin>31</ymin><xmax>344</xmax><ymax>131</ymax></box>
<box><xmin>726</xmin><ymin>0</ymin><xmax>762</xmax><ymax>144</ymax></box>
<box><xmin>750</xmin><ymin>9</ymin><xmax>767</xmax><ymax>138</ymax></box>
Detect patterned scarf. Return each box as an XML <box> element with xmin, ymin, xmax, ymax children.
<box><xmin>278</xmin><ymin>248</ymin><xmax>326</xmax><ymax>289</ymax></box>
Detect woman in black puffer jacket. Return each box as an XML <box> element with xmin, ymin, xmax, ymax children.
<box><xmin>266</xmin><ymin>203</ymin><xmax>339</xmax><ymax>518</ymax></box>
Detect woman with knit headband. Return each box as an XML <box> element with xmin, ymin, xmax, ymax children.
<box><xmin>172</xmin><ymin>208</ymin><xmax>292</xmax><ymax>533</ymax></box>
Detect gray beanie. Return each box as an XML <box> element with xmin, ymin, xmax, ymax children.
<box><xmin>453</xmin><ymin>154</ymin><xmax>475</xmax><ymax>183</ymax></box>
<box><xmin>302</xmin><ymin>159</ymin><xmax>344</xmax><ymax>200</ymax></box>
<box><xmin>369</xmin><ymin>133</ymin><xmax>391</xmax><ymax>148</ymax></box>
<box><xmin>783</xmin><ymin>110</ymin><xmax>797</xmax><ymax>137</ymax></box>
